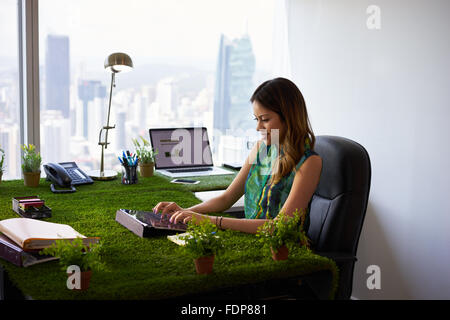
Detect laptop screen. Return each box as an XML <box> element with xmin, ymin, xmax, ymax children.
<box><xmin>149</xmin><ymin>127</ymin><xmax>214</xmax><ymax>169</ymax></box>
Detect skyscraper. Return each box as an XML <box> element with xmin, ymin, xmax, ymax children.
<box><xmin>45</xmin><ymin>35</ymin><xmax>70</xmax><ymax>118</ymax></box>
<box><xmin>213</xmin><ymin>33</ymin><xmax>255</xmax><ymax>133</ymax></box>
<box><xmin>78</xmin><ymin>80</ymin><xmax>107</xmax><ymax>139</ymax></box>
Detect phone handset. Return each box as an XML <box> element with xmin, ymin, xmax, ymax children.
<box><xmin>43</xmin><ymin>163</ymin><xmax>76</xmax><ymax>193</ymax></box>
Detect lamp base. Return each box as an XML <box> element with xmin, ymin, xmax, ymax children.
<box><xmin>87</xmin><ymin>169</ymin><xmax>118</xmax><ymax>181</ymax></box>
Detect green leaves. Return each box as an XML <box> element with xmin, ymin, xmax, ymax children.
<box><xmin>256</xmin><ymin>209</ymin><xmax>311</xmax><ymax>253</ymax></box>
<box><xmin>132</xmin><ymin>136</ymin><xmax>158</xmax><ymax>164</ymax></box>
<box><xmin>180</xmin><ymin>218</ymin><xmax>224</xmax><ymax>259</ymax></box>
<box><xmin>40</xmin><ymin>237</ymin><xmax>105</xmax><ymax>272</ymax></box>
<box><xmin>0</xmin><ymin>147</ymin><xmax>5</xmax><ymax>173</ymax></box>
<box><xmin>21</xmin><ymin>144</ymin><xmax>42</xmax><ymax>173</ymax></box>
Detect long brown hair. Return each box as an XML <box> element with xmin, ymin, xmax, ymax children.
<box><xmin>250</xmin><ymin>77</ymin><xmax>315</xmax><ymax>185</ymax></box>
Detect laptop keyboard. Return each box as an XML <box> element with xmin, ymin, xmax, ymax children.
<box><xmin>167</xmin><ymin>167</ymin><xmax>213</xmax><ymax>173</ymax></box>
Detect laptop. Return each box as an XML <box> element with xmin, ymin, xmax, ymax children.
<box><xmin>149</xmin><ymin>127</ymin><xmax>234</xmax><ymax>178</ymax></box>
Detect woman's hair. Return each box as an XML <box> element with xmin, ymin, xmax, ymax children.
<box><xmin>250</xmin><ymin>77</ymin><xmax>315</xmax><ymax>185</ymax></box>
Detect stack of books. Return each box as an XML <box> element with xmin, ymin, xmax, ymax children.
<box><xmin>0</xmin><ymin>218</ymin><xmax>99</xmax><ymax>267</ymax></box>
<box><xmin>12</xmin><ymin>196</ymin><xmax>52</xmax><ymax>219</ymax></box>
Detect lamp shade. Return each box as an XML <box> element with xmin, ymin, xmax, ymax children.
<box><xmin>104</xmin><ymin>52</ymin><xmax>133</xmax><ymax>73</ymax></box>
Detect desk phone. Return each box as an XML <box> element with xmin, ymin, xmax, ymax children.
<box><xmin>57</xmin><ymin>162</ymin><xmax>93</xmax><ymax>185</ymax></box>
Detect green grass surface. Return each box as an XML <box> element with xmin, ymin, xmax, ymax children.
<box><xmin>0</xmin><ymin>172</ymin><xmax>338</xmax><ymax>300</ymax></box>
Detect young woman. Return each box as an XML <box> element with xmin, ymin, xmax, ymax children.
<box><xmin>153</xmin><ymin>77</ymin><xmax>322</xmax><ymax>234</ymax></box>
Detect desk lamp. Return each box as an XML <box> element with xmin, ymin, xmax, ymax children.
<box><xmin>88</xmin><ymin>52</ymin><xmax>133</xmax><ymax>180</ymax></box>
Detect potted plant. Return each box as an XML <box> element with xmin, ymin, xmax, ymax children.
<box><xmin>180</xmin><ymin>218</ymin><xmax>223</xmax><ymax>274</ymax></box>
<box><xmin>0</xmin><ymin>147</ymin><xmax>5</xmax><ymax>184</ymax></box>
<box><xmin>21</xmin><ymin>144</ymin><xmax>42</xmax><ymax>187</ymax></box>
<box><xmin>40</xmin><ymin>237</ymin><xmax>104</xmax><ymax>291</ymax></box>
<box><xmin>256</xmin><ymin>209</ymin><xmax>310</xmax><ymax>261</ymax></box>
<box><xmin>132</xmin><ymin>136</ymin><xmax>158</xmax><ymax>177</ymax></box>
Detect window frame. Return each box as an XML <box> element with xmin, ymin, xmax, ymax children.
<box><xmin>18</xmin><ymin>0</ymin><xmax>41</xmax><ymax>152</ymax></box>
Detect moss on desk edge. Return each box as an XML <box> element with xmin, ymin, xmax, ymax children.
<box><xmin>0</xmin><ymin>176</ymin><xmax>338</xmax><ymax>300</ymax></box>
<box><xmin>0</xmin><ymin>247</ymin><xmax>339</xmax><ymax>300</ymax></box>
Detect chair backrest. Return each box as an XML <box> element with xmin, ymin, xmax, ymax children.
<box><xmin>307</xmin><ymin>135</ymin><xmax>371</xmax><ymax>255</ymax></box>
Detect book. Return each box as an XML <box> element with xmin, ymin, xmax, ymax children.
<box><xmin>12</xmin><ymin>196</ymin><xmax>52</xmax><ymax>219</ymax></box>
<box><xmin>19</xmin><ymin>201</ymin><xmax>45</xmax><ymax>210</ymax></box>
<box><xmin>0</xmin><ymin>218</ymin><xmax>100</xmax><ymax>251</ymax></box>
<box><xmin>0</xmin><ymin>233</ymin><xmax>58</xmax><ymax>267</ymax></box>
<box><xmin>167</xmin><ymin>232</ymin><xmax>192</xmax><ymax>246</ymax></box>
<box><xmin>115</xmin><ymin>209</ymin><xmax>187</xmax><ymax>238</ymax></box>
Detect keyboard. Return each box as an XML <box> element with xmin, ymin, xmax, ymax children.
<box><xmin>167</xmin><ymin>167</ymin><xmax>213</xmax><ymax>173</ymax></box>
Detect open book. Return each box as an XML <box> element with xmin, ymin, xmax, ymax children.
<box><xmin>0</xmin><ymin>218</ymin><xmax>99</xmax><ymax>251</ymax></box>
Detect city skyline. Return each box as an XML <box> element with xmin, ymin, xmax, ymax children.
<box><xmin>0</xmin><ymin>29</ymin><xmax>270</xmax><ymax>179</ymax></box>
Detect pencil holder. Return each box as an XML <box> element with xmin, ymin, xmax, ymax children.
<box><xmin>121</xmin><ymin>165</ymin><xmax>138</xmax><ymax>185</ymax></box>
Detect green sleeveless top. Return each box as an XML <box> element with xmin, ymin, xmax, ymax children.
<box><xmin>244</xmin><ymin>138</ymin><xmax>318</xmax><ymax>231</ymax></box>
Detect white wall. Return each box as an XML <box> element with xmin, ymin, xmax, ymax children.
<box><xmin>287</xmin><ymin>0</ymin><xmax>450</xmax><ymax>299</ymax></box>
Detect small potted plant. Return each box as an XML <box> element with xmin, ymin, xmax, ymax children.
<box><xmin>180</xmin><ymin>218</ymin><xmax>223</xmax><ymax>274</ymax></box>
<box><xmin>132</xmin><ymin>136</ymin><xmax>158</xmax><ymax>177</ymax></box>
<box><xmin>21</xmin><ymin>144</ymin><xmax>42</xmax><ymax>187</ymax></box>
<box><xmin>256</xmin><ymin>209</ymin><xmax>310</xmax><ymax>261</ymax></box>
<box><xmin>0</xmin><ymin>147</ymin><xmax>5</xmax><ymax>184</ymax></box>
<box><xmin>40</xmin><ymin>237</ymin><xmax>104</xmax><ymax>291</ymax></box>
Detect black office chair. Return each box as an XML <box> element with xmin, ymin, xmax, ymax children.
<box><xmin>307</xmin><ymin>135</ymin><xmax>371</xmax><ymax>300</ymax></box>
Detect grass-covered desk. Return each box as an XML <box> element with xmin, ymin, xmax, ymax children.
<box><xmin>0</xmin><ymin>171</ymin><xmax>338</xmax><ymax>300</ymax></box>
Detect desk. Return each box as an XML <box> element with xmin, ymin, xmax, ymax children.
<box><xmin>0</xmin><ymin>172</ymin><xmax>338</xmax><ymax>300</ymax></box>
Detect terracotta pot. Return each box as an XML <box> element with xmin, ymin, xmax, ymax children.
<box><xmin>67</xmin><ymin>270</ymin><xmax>92</xmax><ymax>291</ymax></box>
<box><xmin>194</xmin><ymin>255</ymin><xmax>215</xmax><ymax>274</ymax></box>
<box><xmin>23</xmin><ymin>171</ymin><xmax>41</xmax><ymax>187</ymax></box>
<box><xmin>139</xmin><ymin>162</ymin><xmax>154</xmax><ymax>177</ymax></box>
<box><xmin>271</xmin><ymin>245</ymin><xmax>289</xmax><ymax>261</ymax></box>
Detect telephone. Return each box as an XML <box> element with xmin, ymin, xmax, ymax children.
<box><xmin>43</xmin><ymin>162</ymin><xmax>93</xmax><ymax>193</ymax></box>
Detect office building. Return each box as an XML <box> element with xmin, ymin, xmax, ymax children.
<box><xmin>213</xmin><ymin>33</ymin><xmax>255</xmax><ymax>134</ymax></box>
<box><xmin>40</xmin><ymin>110</ymin><xmax>70</xmax><ymax>164</ymax></box>
<box><xmin>156</xmin><ymin>77</ymin><xmax>179</xmax><ymax>117</ymax></box>
<box><xmin>78</xmin><ymin>80</ymin><xmax>107</xmax><ymax>139</ymax></box>
<box><xmin>45</xmin><ymin>35</ymin><xmax>70</xmax><ymax>118</ymax></box>
<box><xmin>0</xmin><ymin>123</ymin><xmax>20</xmax><ymax>179</ymax></box>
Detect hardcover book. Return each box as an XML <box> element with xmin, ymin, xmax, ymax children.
<box><xmin>115</xmin><ymin>209</ymin><xmax>187</xmax><ymax>238</ymax></box>
<box><xmin>0</xmin><ymin>233</ymin><xmax>58</xmax><ymax>267</ymax></box>
<box><xmin>0</xmin><ymin>218</ymin><xmax>100</xmax><ymax>251</ymax></box>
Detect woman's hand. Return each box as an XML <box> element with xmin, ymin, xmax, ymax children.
<box><xmin>169</xmin><ymin>210</ymin><xmax>200</xmax><ymax>224</ymax></box>
<box><xmin>152</xmin><ymin>202</ymin><xmax>183</xmax><ymax>216</ymax></box>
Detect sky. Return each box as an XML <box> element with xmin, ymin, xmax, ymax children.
<box><xmin>0</xmin><ymin>0</ymin><xmax>274</xmax><ymax>71</ymax></box>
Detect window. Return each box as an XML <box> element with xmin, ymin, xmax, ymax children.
<box><xmin>37</xmin><ymin>0</ymin><xmax>274</xmax><ymax>173</ymax></box>
<box><xmin>0</xmin><ymin>0</ymin><xmax>21</xmax><ymax>180</ymax></box>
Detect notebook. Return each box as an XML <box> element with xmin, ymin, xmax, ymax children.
<box><xmin>0</xmin><ymin>218</ymin><xmax>99</xmax><ymax>251</ymax></box>
<box><xmin>194</xmin><ymin>190</ymin><xmax>245</xmax><ymax>216</ymax></box>
<box><xmin>149</xmin><ymin>127</ymin><xmax>234</xmax><ymax>178</ymax></box>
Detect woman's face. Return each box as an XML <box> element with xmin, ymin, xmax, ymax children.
<box><xmin>252</xmin><ymin>101</ymin><xmax>286</xmax><ymax>145</ymax></box>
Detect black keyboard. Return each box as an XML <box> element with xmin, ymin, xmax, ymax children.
<box><xmin>167</xmin><ymin>167</ymin><xmax>213</xmax><ymax>173</ymax></box>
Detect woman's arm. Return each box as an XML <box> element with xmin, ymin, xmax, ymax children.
<box><xmin>170</xmin><ymin>147</ymin><xmax>322</xmax><ymax>234</ymax></box>
<box><xmin>276</xmin><ymin>154</ymin><xmax>323</xmax><ymax>219</ymax></box>
<box><xmin>170</xmin><ymin>211</ymin><xmax>269</xmax><ymax>234</ymax></box>
<box><xmin>183</xmin><ymin>139</ymin><xmax>262</xmax><ymax>214</ymax></box>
